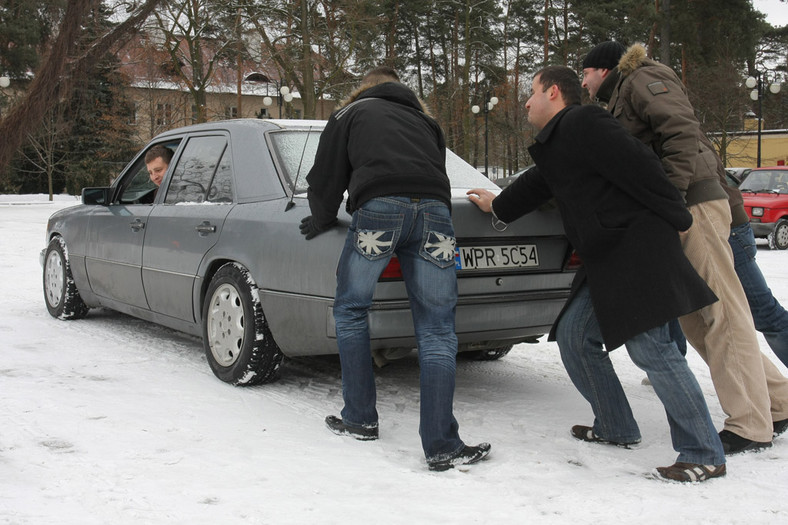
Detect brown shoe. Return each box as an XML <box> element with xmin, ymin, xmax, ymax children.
<box><xmin>657</xmin><ymin>462</ymin><xmax>726</xmax><ymax>483</ymax></box>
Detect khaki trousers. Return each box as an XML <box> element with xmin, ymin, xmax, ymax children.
<box><xmin>678</xmin><ymin>199</ymin><xmax>788</xmax><ymax>442</ymax></box>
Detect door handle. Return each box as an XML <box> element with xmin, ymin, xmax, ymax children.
<box><xmin>130</xmin><ymin>219</ymin><xmax>145</xmax><ymax>232</ymax></box>
<box><xmin>195</xmin><ymin>221</ymin><xmax>217</xmax><ymax>234</ymax></box>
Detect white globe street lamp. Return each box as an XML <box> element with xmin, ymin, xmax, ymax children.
<box><xmin>745</xmin><ymin>71</ymin><xmax>782</xmax><ymax>167</ymax></box>
<box><xmin>262</xmin><ymin>81</ymin><xmax>294</xmax><ymax>118</ymax></box>
<box><xmin>471</xmin><ymin>91</ymin><xmax>499</xmax><ymax>178</ymax></box>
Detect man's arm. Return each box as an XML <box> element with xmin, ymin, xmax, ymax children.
<box><xmin>467</xmin><ymin>165</ymin><xmax>553</xmax><ymax>224</ymax></box>
<box><xmin>623</xmin><ymin>67</ymin><xmax>700</xmax><ymax>194</ymax></box>
<box><xmin>303</xmin><ymin>116</ymin><xmax>352</xmax><ymax>237</ymax></box>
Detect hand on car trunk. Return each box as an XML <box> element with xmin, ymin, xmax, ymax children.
<box><xmin>299</xmin><ymin>216</ymin><xmax>337</xmax><ymax>240</ymax></box>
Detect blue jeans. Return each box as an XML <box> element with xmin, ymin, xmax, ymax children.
<box><xmin>556</xmin><ymin>285</ymin><xmax>725</xmax><ymax>465</ymax></box>
<box><xmin>729</xmin><ymin>222</ymin><xmax>788</xmax><ymax>368</ymax></box>
<box><xmin>333</xmin><ymin>197</ymin><xmax>464</xmax><ymax>461</ymax></box>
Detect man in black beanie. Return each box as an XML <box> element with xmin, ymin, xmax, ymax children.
<box><xmin>580</xmin><ymin>41</ymin><xmax>788</xmax><ymax>455</ymax></box>
<box><xmin>581</xmin><ymin>41</ymin><xmax>625</xmax><ymax>105</ymax></box>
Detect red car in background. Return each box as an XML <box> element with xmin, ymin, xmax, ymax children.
<box><xmin>739</xmin><ymin>166</ymin><xmax>788</xmax><ymax>250</ymax></box>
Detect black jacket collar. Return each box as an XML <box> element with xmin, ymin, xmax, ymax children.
<box><xmin>534</xmin><ymin>105</ymin><xmax>576</xmax><ymax>144</ymax></box>
<box><xmin>357</xmin><ymin>82</ymin><xmax>424</xmax><ymax>112</ymax></box>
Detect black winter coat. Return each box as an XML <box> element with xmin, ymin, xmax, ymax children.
<box><xmin>305</xmin><ymin>82</ymin><xmax>451</xmax><ymax>226</ymax></box>
<box><xmin>494</xmin><ymin>105</ymin><xmax>717</xmax><ymax>349</ymax></box>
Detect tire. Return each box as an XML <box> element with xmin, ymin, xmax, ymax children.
<box><xmin>767</xmin><ymin>219</ymin><xmax>788</xmax><ymax>250</ymax></box>
<box><xmin>43</xmin><ymin>237</ymin><xmax>89</xmax><ymax>320</ymax></box>
<box><xmin>202</xmin><ymin>263</ymin><xmax>284</xmax><ymax>385</ymax></box>
<box><xmin>461</xmin><ymin>345</ymin><xmax>513</xmax><ymax>361</ymax></box>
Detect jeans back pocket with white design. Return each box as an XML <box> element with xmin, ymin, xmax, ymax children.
<box><xmin>420</xmin><ymin>212</ymin><xmax>457</xmax><ymax>268</ymax></box>
<box><xmin>353</xmin><ymin>209</ymin><xmax>402</xmax><ymax>261</ymax></box>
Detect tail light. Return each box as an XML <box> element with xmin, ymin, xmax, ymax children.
<box><xmin>564</xmin><ymin>250</ymin><xmax>582</xmax><ymax>271</ymax></box>
<box><xmin>379</xmin><ymin>256</ymin><xmax>403</xmax><ymax>280</ymax></box>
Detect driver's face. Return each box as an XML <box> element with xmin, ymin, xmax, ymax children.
<box><xmin>146</xmin><ymin>157</ymin><xmax>168</xmax><ymax>186</ymax></box>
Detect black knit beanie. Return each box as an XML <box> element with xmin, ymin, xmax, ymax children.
<box><xmin>582</xmin><ymin>41</ymin><xmax>625</xmax><ymax>70</ymax></box>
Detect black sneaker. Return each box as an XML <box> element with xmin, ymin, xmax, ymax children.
<box><xmin>718</xmin><ymin>429</ymin><xmax>772</xmax><ymax>455</ymax></box>
<box><xmin>774</xmin><ymin>418</ymin><xmax>788</xmax><ymax>437</ymax></box>
<box><xmin>571</xmin><ymin>425</ymin><xmax>640</xmax><ymax>448</ymax></box>
<box><xmin>427</xmin><ymin>443</ymin><xmax>491</xmax><ymax>472</ymax></box>
<box><xmin>325</xmin><ymin>415</ymin><xmax>378</xmax><ymax>441</ymax></box>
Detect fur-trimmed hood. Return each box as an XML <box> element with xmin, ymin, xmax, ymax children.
<box><xmin>594</xmin><ymin>43</ymin><xmax>650</xmax><ymax>104</ymax></box>
<box><xmin>617</xmin><ymin>43</ymin><xmax>649</xmax><ymax>77</ymax></box>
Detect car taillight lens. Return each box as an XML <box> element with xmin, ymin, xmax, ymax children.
<box><xmin>565</xmin><ymin>250</ymin><xmax>582</xmax><ymax>271</ymax></box>
<box><xmin>379</xmin><ymin>256</ymin><xmax>403</xmax><ymax>280</ymax></box>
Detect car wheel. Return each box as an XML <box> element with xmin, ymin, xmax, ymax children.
<box><xmin>767</xmin><ymin>219</ymin><xmax>788</xmax><ymax>250</ymax></box>
<box><xmin>461</xmin><ymin>345</ymin><xmax>513</xmax><ymax>361</ymax></box>
<box><xmin>43</xmin><ymin>237</ymin><xmax>89</xmax><ymax>320</ymax></box>
<box><xmin>202</xmin><ymin>263</ymin><xmax>284</xmax><ymax>385</ymax></box>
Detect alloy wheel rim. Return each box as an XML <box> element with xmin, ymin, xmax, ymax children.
<box><xmin>777</xmin><ymin>223</ymin><xmax>788</xmax><ymax>248</ymax></box>
<box><xmin>207</xmin><ymin>283</ymin><xmax>245</xmax><ymax>366</ymax></box>
<box><xmin>44</xmin><ymin>251</ymin><xmax>64</xmax><ymax>308</ymax></box>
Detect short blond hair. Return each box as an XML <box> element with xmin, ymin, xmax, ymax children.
<box><xmin>359</xmin><ymin>66</ymin><xmax>400</xmax><ymax>90</ymax></box>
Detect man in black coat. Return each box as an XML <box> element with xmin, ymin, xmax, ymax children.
<box><xmin>468</xmin><ymin>66</ymin><xmax>726</xmax><ymax>482</ymax></box>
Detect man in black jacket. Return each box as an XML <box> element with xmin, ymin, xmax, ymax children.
<box><xmin>302</xmin><ymin>66</ymin><xmax>489</xmax><ymax>471</ymax></box>
<box><xmin>468</xmin><ymin>66</ymin><xmax>726</xmax><ymax>482</ymax></box>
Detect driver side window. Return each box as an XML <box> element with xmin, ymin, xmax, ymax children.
<box><xmin>119</xmin><ymin>165</ymin><xmax>157</xmax><ymax>204</ymax></box>
<box><xmin>117</xmin><ymin>142</ymin><xmax>179</xmax><ymax>205</ymax></box>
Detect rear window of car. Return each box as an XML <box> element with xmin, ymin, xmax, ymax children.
<box><xmin>268</xmin><ymin>130</ymin><xmax>499</xmax><ymax>194</ymax></box>
<box><xmin>268</xmin><ymin>130</ymin><xmax>320</xmax><ymax>194</ymax></box>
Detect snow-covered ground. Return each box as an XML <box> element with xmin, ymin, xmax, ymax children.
<box><xmin>2</xmin><ymin>194</ymin><xmax>787</xmax><ymax>524</ymax></box>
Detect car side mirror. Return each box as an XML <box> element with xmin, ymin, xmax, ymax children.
<box><xmin>82</xmin><ymin>187</ymin><xmax>111</xmax><ymax>205</ymax></box>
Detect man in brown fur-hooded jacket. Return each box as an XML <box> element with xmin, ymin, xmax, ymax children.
<box><xmin>582</xmin><ymin>42</ymin><xmax>788</xmax><ymax>454</ymax></box>
<box><xmin>302</xmin><ymin>66</ymin><xmax>491</xmax><ymax>471</ymax></box>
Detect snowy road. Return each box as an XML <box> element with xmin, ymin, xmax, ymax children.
<box><xmin>2</xmin><ymin>197</ymin><xmax>787</xmax><ymax>524</ymax></box>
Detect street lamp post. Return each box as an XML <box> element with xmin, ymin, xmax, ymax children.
<box><xmin>262</xmin><ymin>81</ymin><xmax>294</xmax><ymax>119</ymax></box>
<box><xmin>746</xmin><ymin>71</ymin><xmax>781</xmax><ymax>168</ymax></box>
<box><xmin>0</xmin><ymin>76</ymin><xmax>9</xmax><ymax>117</ymax></box>
<box><xmin>471</xmin><ymin>91</ymin><xmax>499</xmax><ymax>178</ymax></box>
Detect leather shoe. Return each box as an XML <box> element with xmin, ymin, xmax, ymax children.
<box><xmin>428</xmin><ymin>443</ymin><xmax>491</xmax><ymax>471</ymax></box>
<box><xmin>718</xmin><ymin>429</ymin><xmax>771</xmax><ymax>455</ymax></box>
<box><xmin>325</xmin><ymin>415</ymin><xmax>378</xmax><ymax>441</ymax></box>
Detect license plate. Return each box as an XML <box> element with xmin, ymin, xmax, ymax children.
<box><xmin>455</xmin><ymin>245</ymin><xmax>539</xmax><ymax>270</ymax></box>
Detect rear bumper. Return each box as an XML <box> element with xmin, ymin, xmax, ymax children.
<box><xmin>262</xmin><ymin>281</ymin><xmax>573</xmax><ymax>357</ymax></box>
<box><xmin>361</xmin><ymin>289</ymin><xmax>571</xmax><ymax>348</ymax></box>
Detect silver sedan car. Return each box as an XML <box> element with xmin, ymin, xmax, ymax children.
<box><xmin>42</xmin><ymin>119</ymin><xmax>576</xmax><ymax>385</ymax></box>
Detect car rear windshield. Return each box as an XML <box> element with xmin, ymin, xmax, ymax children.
<box><xmin>268</xmin><ymin>130</ymin><xmax>499</xmax><ymax>195</ymax></box>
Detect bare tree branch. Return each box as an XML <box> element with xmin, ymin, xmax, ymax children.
<box><xmin>0</xmin><ymin>0</ymin><xmax>163</xmax><ymax>173</ymax></box>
